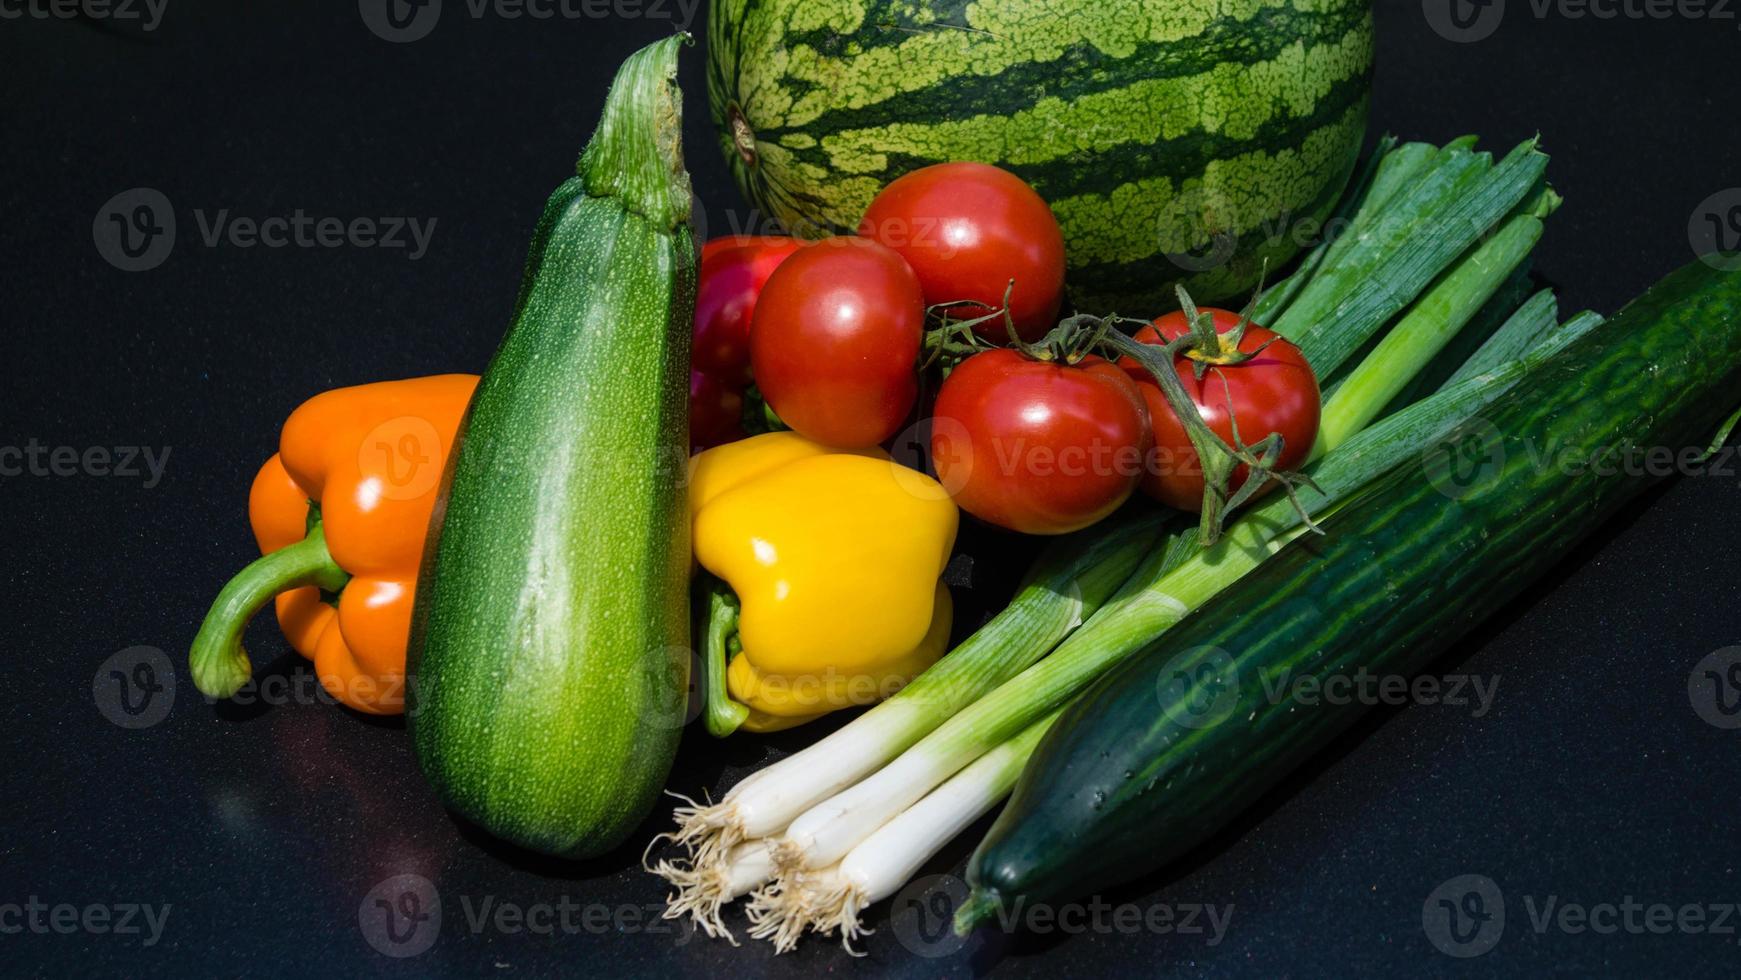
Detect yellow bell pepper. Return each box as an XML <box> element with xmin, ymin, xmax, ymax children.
<box><xmin>690</xmin><ymin>432</ymin><xmax>959</xmax><ymax>734</ymax></box>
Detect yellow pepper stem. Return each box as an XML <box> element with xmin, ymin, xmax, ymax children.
<box><xmin>701</xmin><ymin>578</ymin><xmax>751</xmax><ymax>738</ymax></box>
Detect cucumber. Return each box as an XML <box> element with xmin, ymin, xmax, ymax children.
<box><xmin>407</xmin><ymin>37</ymin><xmax>697</xmax><ymax>858</ymax></box>
<box><xmin>960</xmin><ymin>260</ymin><xmax>1741</xmax><ymax>925</ymax></box>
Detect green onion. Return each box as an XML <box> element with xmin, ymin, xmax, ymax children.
<box><xmin>1254</xmin><ymin>133</ymin><xmax>1399</xmax><ymax>325</ymax></box>
<box><xmin>1313</xmin><ymin>189</ymin><xmax>1558</xmax><ymax>457</ymax></box>
<box><xmin>1296</xmin><ymin>139</ymin><xmax>1449</xmax><ymax>285</ymax></box>
<box><xmin>763</xmin><ymin>328</ymin><xmax>1554</xmax><ymax>881</ymax></box>
<box><xmin>1443</xmin><ymin>289</ymin><xmax>1556</xmax><ymax>387</ymax></box>
<box><xmin>1379</xmin><ymin>270</ymin><xmax>1539</xmax><ymax>415</ymax></box>
<box><xmin>1537</xmin><ymin>310</ymin><xmax>1606</xmax><ymax>360</ymax></box>
<box><xmin>754</xmin><ymin>711</ymin><xmax>1062</xmax><ymax>954</ymax></box>
<box><xmin>1707</xmin><ymin>405</ymin><xmax>1741</xmax><ymax>457</ymax></box>
<box><xmin>653</xmin><ymin>839</ymin><xmax>776</xmax><ymax>943</ymax></box>
<box><xmin>655</xmin><ymin>511</ymin><xmax>1168</xmax><ymax>876</ymax></box>
<box><xmin>1279</xmin><ymin>138</ymin><xmax>1549</xmax><ymax>379</ymax></box>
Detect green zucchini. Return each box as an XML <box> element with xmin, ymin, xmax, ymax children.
<box><xmin>960</xmin><ymin>260</ymin><xmax>1741</xmax><ymax>927</ymax></box>
<box><xmin>407</xmin><ymin>36</ymin><xmax>697</xmax><ymax>858</ymax></box>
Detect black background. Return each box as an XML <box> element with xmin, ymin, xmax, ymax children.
<box><xmin>4</xmin><ymin>2</ymin><xmax>1740</xmax><ymax>976</ymax></box>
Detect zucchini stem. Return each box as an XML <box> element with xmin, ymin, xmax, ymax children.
<box><xmin>576</xmin><ymin>32</ymin><xmax>693</xmax><ymax>229</ymax></box>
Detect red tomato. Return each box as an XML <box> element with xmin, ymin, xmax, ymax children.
<box><xmin>750</xmin><ymin>237</ymin><xmax>924</xmax><ymax>449</ymax></box>
<box><xmin>694</xmin><ymin>236</ymin><xmax>806</xmax><ymax>385</ymax></box>
<box><xmin>1121</xmin><ymin>309</ymin><xmax>1320</xmax><ymax>512</ymax></box>
<box><xmin>689</xmin><ymin>371</ymin><xmax>745</xmax><ymax>454</ymax></box>
<box><xmin>931</xmin><ymin>349</ymin><xmax>1152</xmax><ymax>535</ymax></box>
<box><xmin>859</xmin><ymin>162</ymin><xmax>1065</xmax><ymax>343</ymax></box>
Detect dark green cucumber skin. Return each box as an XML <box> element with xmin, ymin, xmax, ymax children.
<box><xmin>407</xmin><ymin>177</ymin><xmax>696</xmax><ymax>858</ymax></box>
<box><xmin>970</xmin><ymin>261</ymin><xmax>1741</xmax><ymax>913</ymax></box>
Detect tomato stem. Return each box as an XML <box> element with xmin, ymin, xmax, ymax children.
<box><xmin>919</xmin><ymin>281</ymin><xmax>1013</xmax><ymax>369</ymax></box>
<box><xmin>1057</xmin><ymin>287</ymin><xmax>1319</xmax><ymax>546</ymax></box>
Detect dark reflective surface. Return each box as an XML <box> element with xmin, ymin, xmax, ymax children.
<box><xmin>5</xmin><ymin>4</ymin><xmax>1740</xmax><ymax>976</ymax></box>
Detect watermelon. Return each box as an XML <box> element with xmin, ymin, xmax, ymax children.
<box><xmin>706</xmin><ymin>0</ymin><xmax>1374</xmax><ymax>315</ymax></box>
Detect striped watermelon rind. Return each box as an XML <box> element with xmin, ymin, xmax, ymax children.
<box><xmin>707</xmin><ymin>0</ymin><xmax>1374</xmax><ymax>315</ymax></box>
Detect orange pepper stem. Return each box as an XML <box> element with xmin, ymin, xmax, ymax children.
<box><xmin>701</xmin><ymin>576</ymin><xmax>750</xmax><ymax>739</ymax></box>
<box><xmin>188</xmin><ymin>521</ymin><xmax>350</xmax><ymax>700</ymax></box>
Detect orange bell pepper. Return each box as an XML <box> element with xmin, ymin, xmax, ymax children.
<box><xmin>189</xmin><ymin>375</ymin><xmax>477</xmax><ymax>714</ymax></box>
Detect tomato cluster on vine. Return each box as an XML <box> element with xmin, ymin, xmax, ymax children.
<box><xmin>687</xmin><ymin>162</ymin><xmax>1322</xmax><ymax>538</ymax></box>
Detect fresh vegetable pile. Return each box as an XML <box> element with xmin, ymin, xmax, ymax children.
<box><xmin>181</xmin><ymin>17</ymin><xmax>1741</xmax><ymax>965</ymax></box>
<box><xmin>646</xmin><ymin>129</ymin><xmax>1641</xmax><ymax>950</ymax></box>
